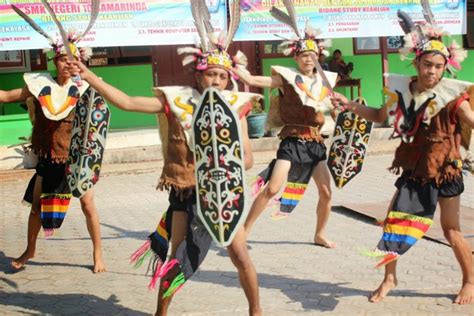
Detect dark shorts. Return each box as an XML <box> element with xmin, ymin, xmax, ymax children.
<box><xmin>394</xmin><ymin>173</ymin><xmax>464</xmax><ymax>199</ymax></box>
<box><xmin>167</xmin><ymin>188</ymin><xmax>197</xmax><ymax>213</ymax></box>
<box><xmin>276</xmin><ymin>137</ymin><xmax>327</xmax><ymax>166</ymax></box>
<box><xmin>36</xmin><ymin>159</ymin><xmax>67</xmax><ymax>179</ymax></box>
<box><xmin>23</xmin><ymin>159</ymin><xmax>69</xmax><ymax>204</ymax></box>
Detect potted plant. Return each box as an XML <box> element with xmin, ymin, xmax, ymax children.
<box><xmin>246</xmin><ymin>98</ymin><xmax>267</xmax><ymax>138</ymax></box>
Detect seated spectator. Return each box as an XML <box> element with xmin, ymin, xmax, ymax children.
<box><xmin>329</xmin><ymin>49</ymin><xmax>354</xmax><ymax>80</ymax></box>
<box><xmin>319</xmin><ymin>53</ymin><xmax>329</xmax><ymax>71</ymax></box>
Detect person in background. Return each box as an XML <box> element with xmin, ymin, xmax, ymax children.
<box><xmin>319</xmin><ymin>53</ymin><xmax>329</xmax><ymax>71</ymax></box>
<box><xmin>329</xmin><ymin>49</ymin><xmax>354</xmax><ymax>80</ymax></box>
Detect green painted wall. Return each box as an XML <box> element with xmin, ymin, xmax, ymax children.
<box><xmin>90</xmin><ymin>65</ymin><xmax>155</xmax><ymax>129</ymax></box>
<box><xmin>0</xmin><ymin>72</ymin><xmax>42</xmax><ymax>115</ymax></box>
<box><xmin>0</xmin><ymin>114</ymin><xmax>32</xmax><ymax>146</ymax></box>
<box><xmin>0</xmin><ymin>72</ymin><xmax>36</xmax><ymax>145</ymax></box>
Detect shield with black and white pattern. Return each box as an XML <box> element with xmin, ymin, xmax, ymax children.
<box><xmin>193</xmin><ymin>88</ymin><xmax>247</xmax><ymax>247</ymax></box>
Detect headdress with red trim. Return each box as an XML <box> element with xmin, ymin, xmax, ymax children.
<box><xmin>269</xmin><ymin>0</ymin><xmax>331</xmax><ymax>57</ymax></box>
<box><xmin>397</xmin><ymin>0</ymin><xmax>467</xmax><ymax>76</ymax></box>
<box><xmin>177</xmin><ymin>0</ymin><xmax>247</xmax><ymax>88</ymax></box>
<box><xmin>11</xmin><ymin>0</ymin><xmax>100</xmax><ymax>61</ymax></box>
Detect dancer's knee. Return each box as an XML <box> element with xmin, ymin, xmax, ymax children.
<box><xmin>263</xmin><ymin>184</ymin><xmax>280</xmax><ymax>198</ymax></box>
<box><xmin>232</xmin><ymin>253</ymin><xmax>253</xmax><ymax>272</ymax></box>
<box><xmin>318</xmin><ymin>186</ymin><xmax>332</xmax><ymax>203</ymax></box>
<box><xmin>228</xmin><ymin>247</ymin><xmax>253</xmax><ymax>271</ymax></box>
<box><xmin>80</xmin><ymin>195</ymin><xmax>98</xmax><ymax>218</ymax></box>
<box><xmin>80</xmin><ymin>195</ymin><xmax>94</xmax><ymax>208</ymax></box>
<box><xmin>443</xmin><ymin>226</ymin><xmax>462</xmax><ymax>245</ymax></box>
<box><xmin>81</xmin><ymin>204</ymin><xmax>99</xmax><ymax>221</ymax></box>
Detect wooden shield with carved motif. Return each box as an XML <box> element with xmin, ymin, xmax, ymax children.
<box><xmin>193</xmin><ymin>88</ymin><xmax>247</xmax><ymax>247</ymax></box>
<box><xmin>66</xmin><ymin>87</ymin><xmax>110</xmax><ymax>198</ymax></box>
<box><xmin>327</xmin><ymin>103</ymin><xmax>373</xmax><ymax>188</ymax></box>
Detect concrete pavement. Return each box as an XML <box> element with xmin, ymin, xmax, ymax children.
<box><xmin>0</xmin><ymin>153</ymin><xmax>473</xmax><ymax>315</ymax></box>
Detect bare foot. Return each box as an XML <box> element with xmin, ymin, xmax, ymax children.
<box><xmin>314</xmin><ymin>236</ymin><xmax>336</xmax><ymax>249</ymax></box>
<box><xmin>454</xmin><ymin>282</ymin><xmax>474</xmax><ymax>305</ymax></box>
<box><xmin>271</xmin><ymin>211</ymin><xmax>289</xmax><ymax>221</ymax></box>
<box><xmin>369</xmin><ymin>278</ymin><xmax>398</xmax><ymax>303</ymax></box>
<box><xmin>92</xmin><ymin>252</ymin><xmax>106</xmax><ymax>273</ymax></box>
<box><xmin>11</xmin><ymin>250</ymin><xmax>35</xmax><ymax>270</ymax></box>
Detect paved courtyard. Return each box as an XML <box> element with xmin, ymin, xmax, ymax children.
<box><xmin>1</xmin><ymin>154</ymin><xmax>473</xmax><ymax>315</ymax></box>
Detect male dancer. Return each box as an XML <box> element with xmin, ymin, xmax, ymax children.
<box><xmin>0</xmin><ymin>40</ymin><xmax>106</xmax><ymax>273</ymax></box>
<box><xmin>0</xmin><ymin>2</ymin><xmax>105</xmax><ymax>273</ymax></box>
<box><xmin>237</xmin><ymin>2</ymin><xmax>338</xmax><ymax>248</ymax></box>
<box><xmin>70</xmin><ymin>1</ymin><xmax>262</xmax><ymax>314</ymax></box>
<box><xmin>331</xmin><ymin>3</ymin><xmax>474</xmax><ymax>304</ymax></box>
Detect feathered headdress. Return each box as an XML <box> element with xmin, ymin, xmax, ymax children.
<box><xmin>178</xmin><ymin>0</ymin><xmax>247</xmax><ymax>85</ymax></box>
<box><xmin>11</xmin><ymin>0</ymin><xmax>100</xmax><ymax>61</ymax></box>
<box><xmin>397</xmin><ymin>0</ymin><xmax>467</xmax><ymax>75</ymax></box>
<box><xmin>270</xmin><ymin>0</ymin><xmax>331</xmax><ymax>57</ymax></box>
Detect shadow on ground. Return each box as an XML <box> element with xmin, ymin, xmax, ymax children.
<box><xmin>332</xmin><ymin>205</ymin><xmax>380</xmax><ymax>224</ymax></box>
<box><xmin>0</xmin><ymin>250</ymin><xmax>91</xmax><ymax>275</ymax></box>
<box><xmin>0</xmin><ymin>276</ymin><xmax>18</xmax><ymax>290</ymax></box>
<box><xmin>42</xmin><ymin>223</ymin><xmax>151</xmax><ymax>241</ymax></box>
<box><xmin>0</xmin><ymin>293</ymin><xmax>147</xmax><ymax>315</ymax></box>
<box><xmin>190</xmin><ymin>269</ymin><xmax>457</xmax><ymax>311</ymax></box>
<box><xmin>0</xmin><ymin>250</ymin><xmax>146</xmax><ymax>277</ymax></box>
<box><xmin>191</xmin><ymin>270</ymin><xmax>369</xmax><ymax>312</ymax></box>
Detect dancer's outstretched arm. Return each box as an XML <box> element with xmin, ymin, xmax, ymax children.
<box><xmin>235</xmin><ymin>68</ymin><xmax>283</xmax><ymax>89</ymax></box>
<box><xmin>0</xmin><ymin>87</ymin><xmax>31</xmax><ymax>103</ymax></box>
<box><xmin>70</xmin><ymin>60</ymin><xmax>164</xmax><ymax>114</ymax></box>
<box><xmin>330</xmin><ymin>92</ymin><xmax>387</xmax><ymax>123</ymax></box>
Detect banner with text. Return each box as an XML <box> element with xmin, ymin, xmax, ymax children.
<box><xmin>235</xmin><ymin>0</ymin><xmax>467</xmax><ymax>41</ymax></box>
<box><xmin>0</xmin><ymin>0</ymin><xmax>227</xmax><ymax>51</ymax></box>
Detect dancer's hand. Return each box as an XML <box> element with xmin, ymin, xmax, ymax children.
<box><xmin>330</xmin><ymin>92</ymin><xmax>349</xmax><ymax>110</ymax></box>
<box><xmin>67</xmin><ymin>60</ymin><xmax>94</xmax><ymax>82</ymax></box>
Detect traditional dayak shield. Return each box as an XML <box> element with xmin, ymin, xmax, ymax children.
<box><xmin>66</xmin><ymin>87</ymin><xmax>110</xmax><ymax>198</ymax></box>
<box><xmin>193</xmin><ymin>88</ymin><xmax>247</xmax><ymax>247</ymax></box>
<box><xmin>327</xmin><ymin>101</ymin><xmax>373</xmax><ymax>188</ymax></box>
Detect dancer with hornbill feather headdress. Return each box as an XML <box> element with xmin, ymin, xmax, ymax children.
<box><xmin>331</xmin><ymin>0</ymin><xmax>473</xmax><ymax>304</ymax></box>
<box><xmin>0</xmin><ymin>0</ymin><xmax>107</xmax><ymax>273</ymax></box>
<box><xmin>69</xmin><ymin>0</ymin><xmax>263</xmax><ymax>314</ymax></box>
<box><xmin>236</xmin><ymin>0</ymin><xmax>338</xmax><ymax>248</ymax></box>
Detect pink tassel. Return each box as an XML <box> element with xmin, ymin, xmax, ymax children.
<box><xmin>251</xmin><ymin>177</ymin><xmax>265</xmax><ymax>197</ymax></box>
<box><xmin>159</xmin><ymin>259</ymin><xmax>179</xmax><ymax>278</ymax></box>
<box><xmin>148</xmin><ymin>261</ymin><xmax>163</xmax><ymax>290</ymax></box>
<box><xmin>130</xmin><ymin>239</ymin><xmax>151</xmax><ymax>264</ymax></box>
<box><xmin>148</xmin><ymin>259</ymin><xmax>179</xmax><ymax>291</ymax></box>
